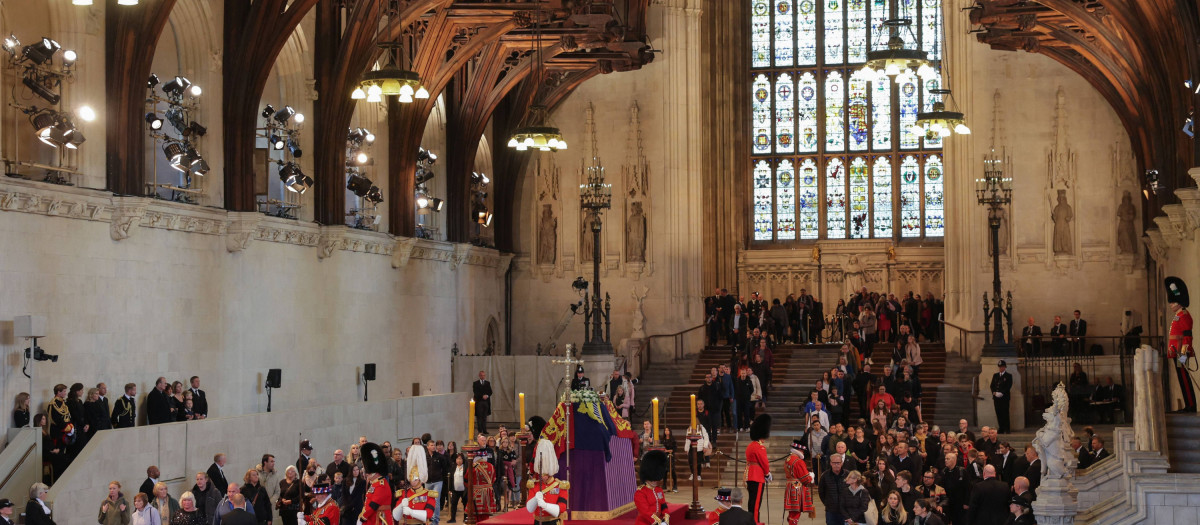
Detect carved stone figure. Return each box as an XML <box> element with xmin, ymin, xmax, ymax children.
<box><xmin>1051</xmin><ymin>189</ymin><xmax>1074</xmax><ymax>255</ymax></box>
<box><xmin>1033</xmin><ymin>383</ymin><xmax>1078</xmax><ymax>480</ymax></box>
<box><xmin>538</xmin><ymin>204</ymin><xmax>558</xmax><ymax>265</ymax></box>
<box><xmin>580</xmin><ymin>210</ymin><xmax>596</xmax><ymax>263</ymax></box>
<box><xmin>843</xmin><ymin>254</ymin><xmax>865</xmax><ymax>296</ymax></box>
<box><xmin>626</xmin><ymin>201</ymin><xmax>646</xmax><ymax>263</ymax></box>
<box><xmin>1116</xmin><ymin>190</ymin><xmax>1137</xmax><ymax>254</ymax></box>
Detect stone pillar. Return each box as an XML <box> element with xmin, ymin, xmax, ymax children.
<box><xmin>1032</xmin><ymin>477</ymin><xmax>1078</xmax><ymax>525</ymax></box>
<box><xmin>1135</xmin><ymin>345</ymin><xmax>1168</xmax><ymax>454</ymax></box>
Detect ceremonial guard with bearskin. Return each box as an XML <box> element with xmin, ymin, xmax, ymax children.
<box><xmin>393</xmin><ymin>444</ymin><xmax>436</xmax><ymax>525</ymax></box>
<box><xmin>705</xmin><ymin>488</ymin><xmax>732</xmax><ymax>525</ymax></box>
<box><xmin>634</xmin><ymin>450</ymin><xmax>669</xmax><ymax>525</ymax></box>
<box><xmin>783</xmin><ymin>439</ymin><xmax>815</xmax><ymax>525</ymax></box>
<box><xmin>1167</xmin><ymin>277</ymin><xmax>1197</xmax><ymax>413</ymax></box>
<box><xmin>471</xmin><ymin>448</ymin><xmax>499</xmax><ymax>521</ymax></box>
<box><xmin>744</xmin><ymin>415</ymin><xmax>772</xmax><ymax>525</ymax></box>
<box><xmin>359</xmin><ymin>443</ymin><xmax>394</xmax><ymax>525</ymax></box>
<box><xmin>526</xmin><ymin>433</ymin><xmax>569</xmax><ymax>525</ymax></box>
<box><xmin>300</xmin><ymin>475</ymin><xmax>341</xmax><ymax>525</ymax></box>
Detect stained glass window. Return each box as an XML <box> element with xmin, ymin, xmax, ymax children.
<box><xmin>826</xmin><ymin>158</ymin><xmax>847</xmax><ymax>239</ymax></box>
<box><xmin>754</xmin><ymin>160</ymin><xmax>774</xmax><ymax>240</ymax></box>
<box><xmin>798</xmin><ymin>158</ymin><xmax>820</xmax><ymax>238</ymax></box>
<box><xmin>777</xmin><ymin>160</ymin><xmax>797</xmax><ymax>239</ymax></box>
<box><xmin>899</xmin><ymin>155</ymin><xmax>921</xmax><ymax>237</ymax></box>
<box><xmin>776</xmin><ymin>73</ymin><xmax>795</xmax><ymax>154</ymax></box>
<box><xmin>775</xmin><ymin>0</ymin><xmax>795</xmax><ymax>67</ymax></box>
<box><xmin>749</xmin><ymin>0</ymin><xmax>944</xmax><ymax>242</ymax></box>
<box><xmin>849</xmin><ymin>157</ymin><xmax>870</xmax><ymax>238</ymax></box>
<box><xmin>924</xmin><ymin>154</ymin><xmax>943</xmax><ymax>237</ymax></box>
<box><xmin>825</xmin><ymin>0</ymin><xmax>844</xmax><ymax>64</ymax></box>
<box><xmin>825</xmin><ymin>71</ymin><xmax>845</xmax><ymax>152</ymax></box>
<box><xmin>753</xmin><ymin>74</ymin><xmax>772</xmax><ymax>154</ymax></box>
<box><xmin>848</xmin><ymin>72</ymin><xmax>870</xmax><ymax>151</ymax></box>
<box><xmin>872</xmin><ymin>157</ymin><xmax>893</xmax><ymax>237</ymax></box>
<box><xmin>798</xmin><ymin>72</ymin><xmax>819</xmax><ymax>153</ymax></box>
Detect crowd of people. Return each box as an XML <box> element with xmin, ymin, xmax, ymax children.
<box><xmin>14</xmin><ymin>377</ymin><xmax>210</xmax><ymax>484</ymax></box>
<box><xmin>1017</xmin><ymin>311</ymin><xmax>1091</xmax><ymax>356</ymax></box>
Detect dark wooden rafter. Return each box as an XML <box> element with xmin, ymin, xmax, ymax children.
<box><xmin>104</xmin><ymin>0</ymin><xmax>178</xmax><ymax>196</ymax></box>
<box><xmin>971</xmin><ymin>0</ymin><xmax>1200</xmax><ymax>208</ymax></box>
<box><xmin>222</xmin><ymin>0</ymin><xmax>320</xmax><ymax>212</ymax></box>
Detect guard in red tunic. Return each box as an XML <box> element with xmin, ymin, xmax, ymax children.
<box><xmin>360</xmin><ymin>443</ymin><xmax>394</xmax><ymax>525</ymax></box>
<box><xmin>393</xmin><ymin>444</ymin><xmax>436</xmax><ymax>525</ymax></box>
<box><xmin>471</xmin><ymin>451</ymin><xmax>499</xmax><ymax>521</ymax></box>
<box><xmin>301</xmin><ymin>476</ymin><xmax>341</xmax><ymax>525</ymax></box>
<box><xmin>526</xmin><ymin>437</ymin><xmax>569</xmax><ymax>525</ymax></box>
<box><xmin>1167</xmin><ymin>277</ymin><xmax>1196</xmax><ymax>413</ymax></box>
<box><xmin>635</xmin><ymin>450</ymin><xmax>669</xmax><ymax>525</ymax></box>
<box><xmin>783</xmin><ymin>439</ymin><xmax>815</xmax><ymax>525</ymax></box>
<box><xmin>705</xmin><ymin>488</ymin><xmax>732</xmax><ymax>525</ymax></box>
<box><xmin>745</xmin><ymin>415</ymin><xmax>772</xmax><ymax>525</ymax></box>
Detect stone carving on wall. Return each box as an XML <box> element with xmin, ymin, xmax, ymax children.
<box><xmin>1051</xmin><ymin>189</ymin><xmax>1074</xmax><ymax>255</ymax></box>
<box><xmin>626</xmin><ymin>201</ymin><xmax>646</xmax><ymax>262</ymax></box>
<box><xmin>843</xmin><ymin>254</ymin><xmax>865</xmax><ymax>296</ymax></box>
<box><xmin>1116</xmin><ymin>191</ymin><xmax>1137</xmax><ymax>254</ymax></box>
<box><xmin>538</xmin><ymin>204</ymin><xmax>557</xmax><ymax>264</ymax></box>
<box><xmin>622</xmin><ymin>103</ymin><xmax>652</xmax><ymax>280</ymax></box>
<box><xmin>1047</xmin><ymin>87</ymin><xmax>1078</xmax><ymax>189</ymax></box>
<box><xmin>226</xmin><ymin>212</ymin><xmax>261</xmax><ymax>253</ymax></box>
<box><xmin>580</xmin><ymin>209</ymin><xmax>596</xmax><ymax>263</ymax></box>
<box><xmin>630</xmin><ymin>284</ymin><xmax>648</xmax><ymax>339</ymax></box>
<box><xmin>317</xmin><ymin>228</ymin><xmax>346</xmax><ymax>259</ymax></box>
<box><xmin>391</xmin><ymin>237</ymin><xmax>419</xmax><ymax>268</ymax></box>
<box><xmin>109</xmin><ymin>197</ymin><xmax>149</xmax><ymax>241</ymax></box>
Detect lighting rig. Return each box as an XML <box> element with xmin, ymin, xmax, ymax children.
<box><xmin>414</xmin><ymin>147</ymin><xmax>443</xmax><ymax>239</ymax></box>
<box><xmin>257</xmin><ymin>104</ymin><xmax>309</xmax><ymax>219</ymax></box>
<box><xmin>470</xmin><ymin>170</ymin><xmax>493</xmax><ymax>246</ymax></box>
<box><xmin>145</xmin><ymin>73</ymin><xmax>208</xmax><ymax>202</ymax></box>
<box><xmin>2</xmin><ymin>34</ymin><xmax>95</xmax><ymax>185</ymax></box>
<box><xmin>345</xmin><ymin>127</ymin><xmax>383</xmax><ymax>230</ymax></box>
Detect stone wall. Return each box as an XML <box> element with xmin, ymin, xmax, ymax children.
<box><xmin>0</xmin><ymin>178</ymin><xmax>506</xmax><ymax>437</ymax></box>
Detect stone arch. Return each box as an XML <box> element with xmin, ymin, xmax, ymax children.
<box><xmin>482</xmin><ymin>315</ymin><xmax>501</xmax><ymax>356</ymax></box>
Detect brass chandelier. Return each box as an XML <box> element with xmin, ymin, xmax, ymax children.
<box><xmin>913</xmin><ymin>88</ymin><xmax>970</xmax><ymax>137</ymax></box>
<box><xmin>507</xmin><ymin>1</ymin><xmax>566</xmax><ymax>152</ymax></box>
<box><xmin>351</xmin><ymin>43</ymin><xmax>428</xmax><ymax>103</ymax></box>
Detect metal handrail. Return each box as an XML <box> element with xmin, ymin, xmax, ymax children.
<box><xmin>640</xmin><ymin>323</ymin><xmax>707</xmax><ymax>367</ymax></box>
<box><xmin>939</xmin><ymin>319</ymin><xmax>986</xmax><ymax>362</ymax></box>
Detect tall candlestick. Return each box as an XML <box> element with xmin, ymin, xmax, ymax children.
<box><xmin>689</xmin><ymin>394</ymin><xmax>697</xmax><ymax>432</ymax></box>
<box><xmin>652</xmin><ymin>397</ymin><xmax>660</xmax><ymax>443</ymax></box>
<box><xmin>519</xmin><ymin>393</ymin><xmax>526</xmax><ymax>426</ymax></box>
<box><xmin>469</xmin><ymin>398</ymin><xmax>476</xmax><ymax>440</ymax></box>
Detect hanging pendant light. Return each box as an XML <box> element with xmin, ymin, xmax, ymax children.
<box><xmin>507</xmin><ymin>0</ymin><xmax>566</xmax><ymax>152</ymax></box>
<box><xmin>859</xmin><ymin>1</ymin><xmax>934</xmax><ymax>84</ymax></box>
<box><xmin>914</xmin><ymin>89</ymin><xmax>970</xmax><ymax>137</ymax></box>
<box><xmin>353</xmin><ymin>41</ymin><xmax>426</xmax><ymax>103</ymax></box>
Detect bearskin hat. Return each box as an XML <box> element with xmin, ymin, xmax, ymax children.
<box><xmin>528</xmin><ymin>415</ymin><xmax>548</xmax><ymax>441</ymax></box>
<box><xmin>1167</xmin><ymin>277</ymin><xmax>1190</xmax><ymax>308</ymax></box>
<box><xmin>750</xmin><ymin>414</ymin><xmax>772</xmax><ymax>441</ymax></box>
<box><xmin>361</xmin><ymin>442</ymin><xmax>387</xmax><ymax>476</ymax></box>
<box><xmin>639</xmin><ymin>449</ymin><xmax>669</xmax><ymax>483</ymax></box>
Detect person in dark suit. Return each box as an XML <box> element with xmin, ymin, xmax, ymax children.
<box><xmin>189</xmin><ymin>376</ymin><xmax>209</xmax><ymax>419</ymax></box>
<box><xmin>296</xmin><ymin>440</ymin><xmax>314</xmax><ymax>478</ymax></box>
<box><xmin>991</xmin><ymin>361</ymin><xmax>1014</xmax><ymax>434</ymax></box>
<box><xmin>1020</xmin><ymin>318</ymin><xmax>1043</xmax><ymax>356</ymax></box>
<box><xmin>25</xmin><ymin>482</ymin><xmax>55</xmax><ymax>525</ymax></box>
<box><xmin>139</xmin><ymin>466</ymin><xmax>160</xmax><ymax>500</ymax></box>
<box><xmin>989</xmin><ymin>442</ymin><xmax>1019</xmax><ymax>484</ymax></box>
<box><xmin>219</xmin><ymin>493</ymin><xmax>257</xmax><ymax>525</ymax></box>
<box><xmin>1091</xmin><ymin>377</ymin><xmax>1120</xmax><ymax>423</ymax></box>
<box><xmin>145</xmin><ymin>377</ymin><xmax>171</xmax><ymax>425</ymax></box>
<box><xmin>1070</xmin><ymin>310</ymin><xmax>1088</xmax><ymax>354</ymax></box>
<box><xmin>966</xmin><ymin>465</ymin><xmax>1010</xmax><ymax>525</ymax></box>
<box><xmin>1049</xmin><ymin>316</ymin><xmax>1069</xmax><ymax>356</ymax></box>
<box><xmin>208</xmin><ymin>453</ymin><xmax>230</xmax><ymax>496</ymax></box>
<box><xmin>717</xmin><ymin>488</ymin><xmax>755</xmax><ymax>525</ymax></box>
<box><xmin>912</xmin><ymin>498</ymin><xmax>945</xmax><ymax>525</ymax></box>
<box><xmin>472</xmin><ymin>371</ymin><xmax>492</xmax><ymax>434</ymax></box>
<box><xmin>1089</xmin><ymin>436</ymin><xmax>1111</xmax><ymax>464</ymax></box>
<box><xmin>112</xmin><ymin>383</ymin><xmax>137</xmax><ymax>428</ymax></box>
<box><xmin>94</xmin><ymin>383</ymin><xmax>113</xmax><ymax>431</ymax></box>
<box><xmin>83</xmin><ymin>388</ymin><xmax>110</xmax><ymax>440</ymax></box>
<box><xmin>730</xmin><ymin>305</ymin><xmax>749</xmax><ymax>349</ymax></box>
<box><xmin>1020</xmin><ymin>445</ymin><xmax>1041</xmax><ymax>491</ymax></box>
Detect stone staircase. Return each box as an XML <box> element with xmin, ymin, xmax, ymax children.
<box><xmin>925</xmin><ymin>356</ymin><xmax>980</xmax><ymax>429</ymax></box>
<box><xmin>1166</xmin><ymin>413</ymin><xmax>1200</xmax><ymax>473</ymax></box>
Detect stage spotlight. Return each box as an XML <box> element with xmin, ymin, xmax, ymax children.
<box><xmin>22</xmin><ymin>37</ymin><xmax>60</xmax><ymax>65</ymax></box>
<box><xmin>184</xmin><ymin>121</ymin><xmax>207</xmax><ymax>137</ymax></box>
<box><xmin>165</xmin><ymin>108</ymin><xmax>187</xmax><ymax>134</ymax></box>
<box><xmin>416</xmin><ymin>192</ymin><xmax>430</xmax><ymax>208</ymax></box>
<box><xmin>147</xmin><ymin>74</ymin><xmax>160</xmax><ymax>89</ymax></box>
<box><xmin>415</xmin><ymin>168</ymin><xmax>434</xmax><ymax>184</ymax></box>
<box><xmin>269</xmin><ymin>134</ymin><xmax>285</xmax><ymax>150</ymax></box>
<box><xmin>355</xmin><ymin>152</ymin><xmax>369</xmax><ymax>164</ymax></box>
<box><xmin>163</xmin><ymin>141</ymin><xmax>187</xmax><ymax>171</ymax></box>
<box><xmin>30</xmin><ymin>111</ymin><xmax>58</xmax><ymax>146</ymax></box>
<box><xmin>273</xmin><ymin>105</ymin><xmax>296</xmax><ymax>124</ymax></box>
<box><xmin>431</xmin><ymin>198</ymin><xmax>444</xmax><ymax>212</ymax></box>
<box><xmin>161</xmin><ymin>76</ymin><xmax>192</xmax><ymax>97</ymax></box>
<box><xmin>64</xmin><ymin>129</ymin><xmax>85</xmax><ymax>149</ymax></box>
<box><xmin>294</xmin><ymin>113</ymin><xmax>305</xmax><ymax>124</ymax></box>
<box><xmin>62</xmin><ymin>49</ymin><xmax>77</xmax><ymax>65</ymax></box>
<box><xmin>2</xmin><ymin>35</ymin><xmax>19</xmax><ymax>55</ymax></box>
<box><xmin>287</xmin><ymin>138</ymin><xmax>302</xmax><ymax>158</ymax></box>
<box><xmin>189</xmin><ymin>84</ymin><xmax>202</xmax><ymax>97</ymax></box>
<box><xmin>146</xmin><ymin>112</ymin><xmax>163</xmax><ymax>130</ymax></box>
<box><xmin>417</xmin><ymin>148</ymin><xmax>432</xmax><ymax>162</ymax></box>
<box><xmin>365</xmin><ymin>130</ymin><xmax>375</xmax><ymax>143</ymax></box>
<box><xmin>188</xmin><ymin>148</ymin><xmax>209</xmax><ymax>176</ymax></box>
<box><xmin>347</xmin><ymin>128</ymin><xmax>365</xmax><ymax>143</ymax></box>
<box><xmin>261</xmin><ymin>105</ymin><xmax>275</xmax><ymax>119</ymax></box>
<box><xmin>278</xmin><ymin>162</ymin><xmax>312</xmax><ymax>193</ymax></box>
<box><xmin>347</xmin><ymin>173</ymin><xmax>373</xmax><ymax>197</ymax></box>
<box><xmin>76</xmin><ymin>105</ymin><xmax>96</xmax><ymax>122</ymax></box>
<box><xmin>22</xmin><ymin>77</ymin><xmax>60</xmax><ymax>105</ymax></box>
<box><xmin>365</xmin><ymin>186</ymin><xmax>384</xmax><ymax>204</ymax></box>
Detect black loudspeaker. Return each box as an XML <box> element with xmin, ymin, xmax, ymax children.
<box><xmin>266</xmin><ymin>368</ymin><xmax>282</xmax><ymax>388</ymax></box>
<box><xmin>363</xmin><ymin>363</ymin><xmax>376</xmax><ymax>381</ymax></box>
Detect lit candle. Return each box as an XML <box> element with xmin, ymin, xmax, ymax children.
<box><xmin>689</xmin><ymin>394</ymin><xmax>697</xmax><ymax>432</ymax></box>
<box><xmin>519</xmin><ymin>393</ymin><xmax>526</xmax><ymax>426</ymax></box>
<box><xmin>652</xmin><ymin>398</ymin><xmax>660</xmax><ymax>443</ymax></box>
<box><xmin>469</xmin><ymin>398</ymin><xmax>476</xmax><ymax>440</ymax></box>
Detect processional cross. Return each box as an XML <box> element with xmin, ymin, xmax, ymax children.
<box><xmin>553</xmin><ymin>343</ymin><xmax>585</xmax><ymax>402</ymax></box>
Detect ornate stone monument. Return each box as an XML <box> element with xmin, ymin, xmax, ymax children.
<box><xmin>1031</xmin><ymin>383</ymin><xmax>1078</xmax><ymax>525</ymax></box>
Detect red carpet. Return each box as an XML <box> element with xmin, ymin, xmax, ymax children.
<box><xmin>480</xmin><ymin>503</ymin><xmax>705</xmax><ymax>525</ymax></box>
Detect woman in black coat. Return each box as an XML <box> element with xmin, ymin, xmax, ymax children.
<box><xmin>83</xmin><ymin>389</ymin><xmax>109</xmax><ymax>440</ymax></box>
<box><xmin>241</xmin><ymin>468</ymin><xmax>272</xmax><ymax>525</ymax></box>
<box><xmin>26</xmin><ymin>482</ymin><xmax>56</xmax><ymax>525</ymax></box>
<box><xmin>339</xmin><ymin>464</ymin><xmax>367</xmax><ymax>525</ymax></box>
<box><xmin>66</xmin><ymin>383</ymin><xmax>86</xmax><ymax>458</ymax></box>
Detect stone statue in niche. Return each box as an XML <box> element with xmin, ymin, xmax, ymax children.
<box><xmin>538</xmin><ymin>204</ymin><xmax>557</xmax><ymax>265</ymax></box>
<box><xmin>626</xmin><ymin>201</ymin><xmax>646</xmax><ymax>263</ymax></box>
<box><xmin>580</xmin><ymin>210</ymin><xmax>596</xmax><ymax>263</ymax></box>
<box><xmin>990</xmin><ymin>207</ymin><xmax>1010</xmax><ymax>256</ymax></box>
<box><xmin>1116</xmin><ymin>191</ymin><xmax>1137</xmax><ymax>255</ymax></box>
<box><xmin>1051</xmin><ymin>189</ymin><xmax>1074</xmax><ymax>255</ymax></box>
<box><xmin>843</xmin><ymin>254</ymin><xmax>865</xmax><ymax>296</ymax></box>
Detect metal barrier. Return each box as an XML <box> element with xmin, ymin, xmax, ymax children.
<box><xmin>1015</xmin><ymin>336</ymin><xmax>1161</xmax><ymax>423</ymax></box>
<box><xmin>642</xmin><ymin>323</ymin><xmax>706</xmax><ymax>368</ymax></box>
<box><xmin>940</xmin><ymin>319</ymin><xmax>987</xmax><ymax>362</ymax></box>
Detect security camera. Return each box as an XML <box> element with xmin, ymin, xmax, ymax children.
<box><xmin>24</xmin><ymin>345</ymin><xmax>58</xmax><ymax>363</ymax></box>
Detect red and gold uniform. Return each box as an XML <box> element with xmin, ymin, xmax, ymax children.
<box><xmin>304</xmin><ymin>497</ymin><xmax>341</xmax><ymax>525</ymax></box>
<box><xmin>1171</xmin><ymin>306</ymin><xmax>1196</xmax><ymax>411</ymax></box>
<box><xmin>746</xmin><ymin>414</ymin><xmax>773</xmax><ymax>525</ymax></box>
<box><xmin>783</xmin><ymin>454</ymin><xmax>815</xmax><ymax>525</ymax></box>
<box><xmin>633</xmin><ymin>483</ymin><xmax>667</xmax><ymax>525</ymax></box>
<box><xmin>472</xmin><ymin>460</ymin><xmax>498</xmax><ymax>521</ymax></box>
<box><xmin>393</xmin><ymin>485</ymin><xmax>438</xmax><ymax>525</ymax></box>
<box><xmin>361</xmin><ymin>475</ymin><xmax>394</xmax><ymax>525</ymax></box>
<box><xmin>526</xmin><ymin>478</ymin><xmax>569</xmax><ymax>524</ymax></box>
<box><xmin>704</xmin><ymin>506</ymin><xmax>726</xmax><ymax>525</ymax></box>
